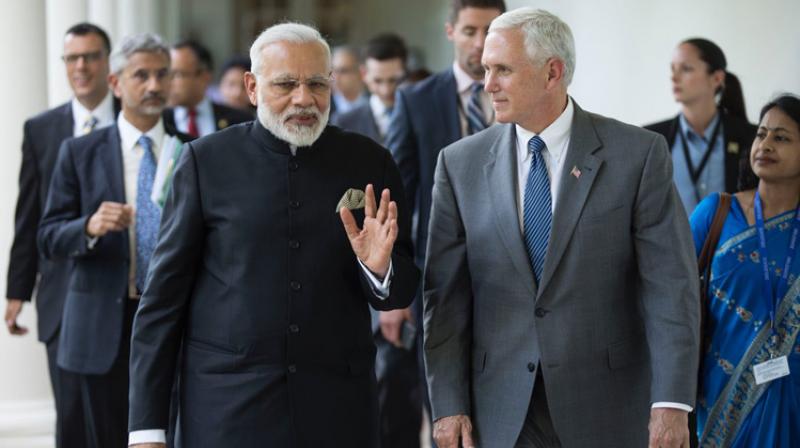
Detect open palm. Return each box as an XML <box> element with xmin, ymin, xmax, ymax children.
<box><xmin>340</xmin><ymin>184</ymin><xmax>398</xmax><ymax>278</ymax></box>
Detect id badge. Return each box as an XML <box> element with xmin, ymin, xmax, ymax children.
<box><xmin>753</xmin><ymin>356</ymin><xmax>790</xmax><ymax>385</ymax></box>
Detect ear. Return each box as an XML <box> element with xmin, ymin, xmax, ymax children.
<box><xmin>244</xmin><ymin>71</ymin><xmax>258</xmax><ymax>106</ymax></box>
<box><xmin>711</xmin><ymin>69</ymin><xmax>725</xmax><ymax>91</ymax></box>
<box><xmin>545</xmin><ymin>58</ymin><xmax>566</xmax><ymax>89</ymax></box>
<box><xmin>108</xmin><ymin>72</ymin><xmax>122</xmax><ymax>99</ymax></box>
<box><xmin>445</xmin><ymin>21</ymin><xmax>455</xmax><ymax>42</ymax></box>
<box><xmin>360</xmin><ymin>64</ymin><xmax>368</xmax><ymax>82</ymax></box>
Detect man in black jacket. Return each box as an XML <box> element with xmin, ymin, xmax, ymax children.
<box><xmin>127</xmin><ymin>22</ymin><xmax>419</xmax><ymax>448</ymax></box>
<box><xmin>5</xmin><ymin>22</ymin><xmax>115</xmax><ymax>448</ymax></box>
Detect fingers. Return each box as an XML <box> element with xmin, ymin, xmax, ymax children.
<box><xmin>364</xmin><ymin>184</ymin><xmax>376</xmax><ymax>218</ymax></box>
<box><xmin>461</xmin><ymin>420</ymin><xmax>475</xmax><ymax>448</ymax></box>
<box><xmin>376</xmin><ymin>188</ymin><xmax>391</xmax><ymax>223</ymax></box>
<box><xmin>5</xmin><ymin>301</ymin><xmax>28</xmax><ymax>335</ymax></box>
<box><xmin>88</xmin><ymin>202</ymin><xmax>134</xmax><ymax>236</ymax></box>
<box><xmin>339</xmin><ymin>207</ymin><xmax>361</xmax><ymax>240</ymax></box>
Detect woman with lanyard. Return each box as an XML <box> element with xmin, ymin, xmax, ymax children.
<box><xmin>646</xmin><ymin>38</ymin><xmax>756</xmax><ymax>216</ymax></box>
<box><xmin>690</xmin><ymin>94</ymin><xmax>800</xmax><ymax>447</ymax></box>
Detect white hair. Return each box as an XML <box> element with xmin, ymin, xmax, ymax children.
<box><xmin>249</xmin><ymin>22</ymin><xmax>331</xmax><ymax>75</ymax></box>
<box><xmin>489</xmin><ymin>8</ymin><xmax>576</xmax><ymax>86</ymax></box>
<box><xmin>109</xmin><ymin>33</ymin><xmax>170</xmax><ymax>75</ymax></box>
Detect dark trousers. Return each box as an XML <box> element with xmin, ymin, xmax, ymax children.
<box><xmin>514</xmin><ymin>368</ymin><xmax>562</xmax><ymax>448</ymax></box>
<box><xmin>375</xmin><ymin>333</ymin><xmax>422</xmax><ymax>448</ymax></box>
<box><xmin>78</xmin><ymin>299</ymin><xmax>137</xmax><ymax>448</ymax></box>
<box><xmin>46</xmin><ymin>332</ymin><xmax>88</xmax><ymax>448</ymax></box>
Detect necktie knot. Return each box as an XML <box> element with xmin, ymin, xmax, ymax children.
<box><xmin>138</xmin><ymin>135</ymin><xmax>153</xmax><ymax>153</ymax></box>
<box><xmin>471</xmin><ymin>82</ymin><xmax>484</xmax><ymax>94</ymax></box>
<box><xmin>82</xmin><ymin>116</ymin><xmax>99</xmax><ymax>135</ymax></box>
<box><xmin>528</xmin><ymin>135</ymin><xmax>546</xmax><ymax>155</ymax></box>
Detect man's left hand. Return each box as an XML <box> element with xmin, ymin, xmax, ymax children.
<box><xmin>379</xmin><ymin>307</ymin><xmax>412</xmax><ymax>347</ymax></box>
<box><xmin>340</xmin><ymin>184</ymin><xmax>398</xmax><ymax>278</ymax></box>
<box><xmin>648</xmin><ymin>408</ymin><xmax>689</xmax><ymax>448</ymax></box>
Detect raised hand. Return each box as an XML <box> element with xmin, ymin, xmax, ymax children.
<box><xmin>86</xmin><ymin>201</ymin><xmax>134</xmax><ymax>238</ymax></box>
<box><xmin>340</xmin><ymin>184</ymin><xmax>398</xmax><ymax>278</ymax></box>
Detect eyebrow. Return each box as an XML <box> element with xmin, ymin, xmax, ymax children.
<box><xmin>759</xmin><ymin>126</ymin><xmax>792</xmax><ymax>133</ymax></box>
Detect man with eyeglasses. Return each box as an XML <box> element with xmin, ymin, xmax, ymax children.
<box><xmin>127</xmin><ymin>23</ymin><xmax>418</xmax><ymax>447</ymax></box>
<box><xmin>330</xmin><ymin>45</ymin><xmax>368</xmax><ymax>119</ymax></box>
<box><xmin>167</xmin><ymin>39</ymin><xmax>253</xmax><ymax>138</ymax></box>
<box><xmin>332</xmin><ymin>32</ymin><xmax>423</xmax><ymax>448</ymax></box>
<box><xmin>5</xmin><ymin>22</ymin><xmax>118</xmax><ymax>448</ymax></box>
<box><xmin>39</xmin><ymin>33</ymin><xmax>194</xmax><ymax>448</ymax></box>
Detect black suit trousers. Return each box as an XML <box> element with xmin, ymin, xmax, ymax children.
<box><xmin>46</xmin><ymin>331</ymin><xmax>88</xmax><ymax>448</ymax></box>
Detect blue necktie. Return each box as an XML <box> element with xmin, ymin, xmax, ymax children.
<box><xmin>523</xmin><ymin>135</ymin><xmax>552</xmax><ymax>283</ymax></box>
<box><xmin>136</xmin><ymin>135</ymin><xmax>160</xmax><ymax>293</ymax></box>
<box><xmin>466</xmin><ymin>82</ymin><xmax>488</xmax><ymax>135</ymax></box>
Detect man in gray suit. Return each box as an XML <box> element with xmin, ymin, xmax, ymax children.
<box><xmin>423</xmin><ymin>8</ymin><xmax>700</xmax><ymax>448</ymax></box>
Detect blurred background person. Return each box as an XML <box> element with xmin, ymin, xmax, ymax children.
<box><xmin>646</xmin><ymin>38</ymin><xmax>756</xmax><ymax>216</ymax></box>
<box><xmin>690</xmin><ymin>94</ymin><xmax>800</xmax><ymax>446</ymax></box>
<box><xmin>168</xmin><ymin>39</ymin><xmax>252</xmax><ymax>138</ymax></box>
<box><xmin>331</xmin><ymin>45</ymin><xmax>367</xmax><ymax>119</ymax></box>
<box><xmin>332</xmin><ymin>32</ymin><xmax>424</xmax><ymax>448</ymax></box>
<box><xmin>218</xmin><ymin>55</ymin><xmax>255</xmax><ymax>114</ymax></box>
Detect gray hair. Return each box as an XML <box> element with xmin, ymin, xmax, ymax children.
<box><xmin>249</xmin><ymin>23</ymin><xmax>331</xmax><ymax>75</ymax></box>
<box><xmin>489</xmin><ymin>8</ymin><xmax>576</xmax><ymax>86</ymax></box>
<box><xmin>109</xmin><ymin>33</ymin><xmax>170</xmax><ymax>74</ymax></box>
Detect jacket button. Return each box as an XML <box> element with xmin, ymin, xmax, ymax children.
<box><xmin>535</xmin><ymin>307</ymin><xmax>548</xmax><ymax>318</ymax></box>
<box><xmin>527</xmin><ymin>362</ymin><xmax>536</xmax><ymax>372</ymax></box>
<box><xmin>290</xmin><ymin>281</ymin><xmax>301</xmax><ymax>291</ymax></box>
<box><xmin>289</xmin><ymin>200</ymin><xmax>300</xmax><ymax>209</ymax></box>
<box><xmin>289</xmin><ymin>240</ymin><xmax>300</xmax><ymax>249</ymax></box>
<box><xmin>288</xmin><ymin>364</ymin><xmax>297</xmax><ymax>373</ymax></box>
<box><xmin>289</xmin><ymin>324</ymin><xmax>300</xmax><ymax>333</ymax></box>
<box><xmin>289</xmin><ymin>161</ymin><xmax>299</xmax><ymax>171</ymax></box>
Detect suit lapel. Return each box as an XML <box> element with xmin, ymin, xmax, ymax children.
<box><xmin>60</xmin><ymin>102</ymin><xmax>74</xmax><ymax>140</ymax></box>
<box><xmin>100</xmin><ymin>125</ymin><xmax>126</xmax><ymax>203</ymax></box>
<box><xmin>536</xmin><ymin>103</ymin><xmax>603</xmax><ymax>297</ymax></box>
<box><xmin>484</xmin><ymin>124</ymin><xmax>537</xmax><ymax>296</ymax></box>
<box><xmin>435</xmin><ymin>69</ymin><xmax>461</xmax><ymax>144</ymax></box>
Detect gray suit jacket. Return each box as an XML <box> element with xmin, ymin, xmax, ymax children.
<box><xmin>423</xmin><ymin>101</ymin><xmax>700</xmax><ymax>448</ymax></box>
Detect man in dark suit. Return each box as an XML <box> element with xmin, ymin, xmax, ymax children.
<box><xmin>127</xmin><ymin>23</ymin><xmax>419</xmax><ymax>448</ymax></box>
<box><xmin>5</xmin><ymin>22</ymin><xmax>116</xmax><ymax>448</ymax></box>
<box><xmin>331</xmin><ymin>45</ymin><xmax>368</xmax><ymax>120</ymax></box>
<box><xmin>167</xmin><ymin>39</ymin><xmax>252</xmax><ymax>138</ymax></box>
<box><xmin>424</xmin><ymin>8</ymin><xmax>699</xmax><ymax>448</ymax></box>
<box><xmin>38</xmin><ymin>33</ymin><xmax>193</xmax><ymax>448</ymax></box>
<box><xmin>332</xmin><ymin>33</ymin><xmax>422</xmax><ymax>448</ymax></box>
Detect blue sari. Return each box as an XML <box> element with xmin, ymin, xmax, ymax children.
<box><xmin>690</xmin><ymin>193</ymin><xmax>800</xmax><ymax>447</ymax></box>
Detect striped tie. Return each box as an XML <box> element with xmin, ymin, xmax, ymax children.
<box><xmin>466</xmin><ymin>82</ymin><xmax>488</xmax><ymax>135</ymax></box>
<box><xmin>135</xmin><ymin>136</ymin><xmax>160</xmax><ymax>293</ymax></box>
<box><xmin>523</xmin><ymin>135</ymin><xmax>551</xmax><ymax>283</ymax></box>
<box><xmin>81</xmin><ymin>116</ymin><xmax>98</xmax><ymax>135</ymax></box>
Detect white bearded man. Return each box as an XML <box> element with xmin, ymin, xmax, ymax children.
<box><xmin>127</xmin><ymin>23</ymin><xmax>420</xmax><ymax>447</ymax></box>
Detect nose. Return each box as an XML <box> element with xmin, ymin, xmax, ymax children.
<box><xmin>292</xmin><ymin>83</ymin><xmax>314</xmax><ymax>107</ymax></box>
<box><xmin>484</xmin><ymin>70</ymin><xmax>498</xmax><ymax>93</ymax></box>
<box><xmin>474</xmin><ymin>30</ymin><xmax>487</xmax><ymax>51</ymax></box>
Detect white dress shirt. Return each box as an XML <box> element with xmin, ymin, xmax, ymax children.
<box><xmin>173</xmin><ymin>96</ymin><xmax>216</xmax><ymax>137</ymax></box>
<box><xmin>71</xmin><ymin>91</ymin><xmax>115</xmax><ymax>136</ymax></box>
<box><xmin>513</xmin><ymin>96</ymin><xmax>691</xmax><ymax>413</ymax></box>
<box><xmin>369</xmin><ymin>94</ymin><xmax>392</xmax><ymax>139</ymax></box>
<box><xmin>452</xmin><ymin>61</ymin><xmax>494</xmax><ymax>137</ymax></box>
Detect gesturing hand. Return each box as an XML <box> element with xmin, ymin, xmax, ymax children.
<box><xmin>340</xmin><ymin>184</ymin><xmax>398</xmax><ymax>278</ymax></box>
<box><xmin>86</xmin><ymin>201</ymin><xmax>134</xmax><ymax>238</ymax></box>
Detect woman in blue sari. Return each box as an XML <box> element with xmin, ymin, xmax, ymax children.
<box><xmin>691</xmin><ymin>94</ymin><xmax>800</xmax><ymax>447</ymax></box>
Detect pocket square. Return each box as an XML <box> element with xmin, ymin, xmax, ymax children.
<box><xmin>336</xmin><ymin>188</ymin><xmax>366</xmax><ymax>212</ymax></box>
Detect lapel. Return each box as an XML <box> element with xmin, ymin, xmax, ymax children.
<box><xmin>59</xmin><ymin>102</ymin><xmax>74</xmax><ymax>141</ymax></box>
<box><xmin>536</xmin><ymin>102</ymin><xmax>603</xmax><ymax>298</ymax></box>
<box><xmin>365</xmin><ymin>107</ymin><xmax>382</xmax><ymax>144</ymax></box>
<box><xmin>434</xmin><ymin>68</ymin><xmax>461</xmax><ymax>144</ymax></box>
<box><xmin>99</xmin><ymin>125</ymin><xmax>126</xmax><ymax>204</ymax></box>
<box><xmin>484</xmin><ymin>124</ymin><xmax>537</xmax><ymax>296</ymax></box>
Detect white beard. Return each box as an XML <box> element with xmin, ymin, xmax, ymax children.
<box><xmin>257</xmin><ymin>102</ymin><xmax>329</xmax><ymax>147</ymax></box>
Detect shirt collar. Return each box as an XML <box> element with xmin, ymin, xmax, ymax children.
<box><xmin>117</xmin><ymin>112</ymin><xmax>165</xmax><ymax>157</ymax></box>
<box><xmin>174</xmin><ymin>96</ymin><xmax>213</xmax><ymax>120</ymax></box>
<box><xmin>369</xmin><ymin>94</ymin><xmax>389</xmax><ymax>118</ymax></box>
<box><xmin>515</xmin><ymin>96</ymin><xmax>574</xmax><ymax>159</ymax></box>
<box><xmin>452</xmin><ymin>61</ymin><xmax>482</xmax><ymax>95</ymax></box>
<box><xmin>678</xmin><ymin>112</ymin><xmax>721</xmax><ymax>142</ymax></box>
<box><xmin>71</xmin><ymin>91</ymin><xmax>115</xmax><ymax>125</ymax></box>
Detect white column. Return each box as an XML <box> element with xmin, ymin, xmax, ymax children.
<box><xmin>88</xmin><ymin>0</ymin><xmax>117</xmax><ymax>44</ymax></box>
<box><xmin>46</xmin><ymin>0</ymin><xmax>88</xmax><ymax>107</ymax></box>
<box><xmin>0</xmin><ymin>0</ymin><xmax>57</xmax><ymax>445</ymax></box>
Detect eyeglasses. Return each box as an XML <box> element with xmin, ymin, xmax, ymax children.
<box><xmin>266</xmin><ymin>76</ymin><xmax>332</xmax><ymax>96</ymax></box>
<box><xmin>172</xmin><ymin>69</ymin><xmax>205</xmax><ymax>80</ymax></box>
<box><xmin>62</xmin><ymin>51</ymin><xmax>105</xmax><ymax>65</ymax></box>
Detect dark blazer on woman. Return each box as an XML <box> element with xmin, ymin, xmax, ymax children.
<box><xmin>645</xmin><ymin>111</ymin><xmax>757</xmax><ymax>193</ymax></box>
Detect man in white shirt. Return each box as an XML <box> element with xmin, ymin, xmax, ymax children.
<box><xmin>168</xmin><ymin>39</ymin><xmax>252</xmax><ymax>138</ymax></box>
<box><xmin>5</xmin><ymin>22</ymin><xmax>116</xmax><ymax>448</ymax></box>
<box><xmin>38</xmin><ymin>33</ymin><xmax>193</xmax><ymax>448</ymax></box>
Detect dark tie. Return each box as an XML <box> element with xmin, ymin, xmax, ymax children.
<box><xmin>135</xmin><ymin>136</ymin><xmax>160</xmax><ymax>292</ymax></box>
<box><xmin>466</xmin><ymin>82</ymin><xmax>488</xmax><ymax>135</ymax></box>
<box><xmin>523</xmin><ymin>136</ymin><xmax>552</xmax><ymax>283</ymax></box>
<box><xmin>187</xmin><ymin>107</ymin><xmax>199</xmax><ymax>138</ymax></box>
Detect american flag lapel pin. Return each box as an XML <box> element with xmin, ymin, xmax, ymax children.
<box><xmin>570</xmin><ymin>165</ymin><xmax>581</xmax><ymax>179</ymax></box>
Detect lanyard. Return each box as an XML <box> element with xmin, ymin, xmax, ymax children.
<box><xmin>754</xmin><ymin>191</ymin><xmax>800</xmax><ymax>343</ymax></box>
<box><xmin>678</xmin><ymin>117</ymin><xmax>723</xmax><ymax>202</ymax></box>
